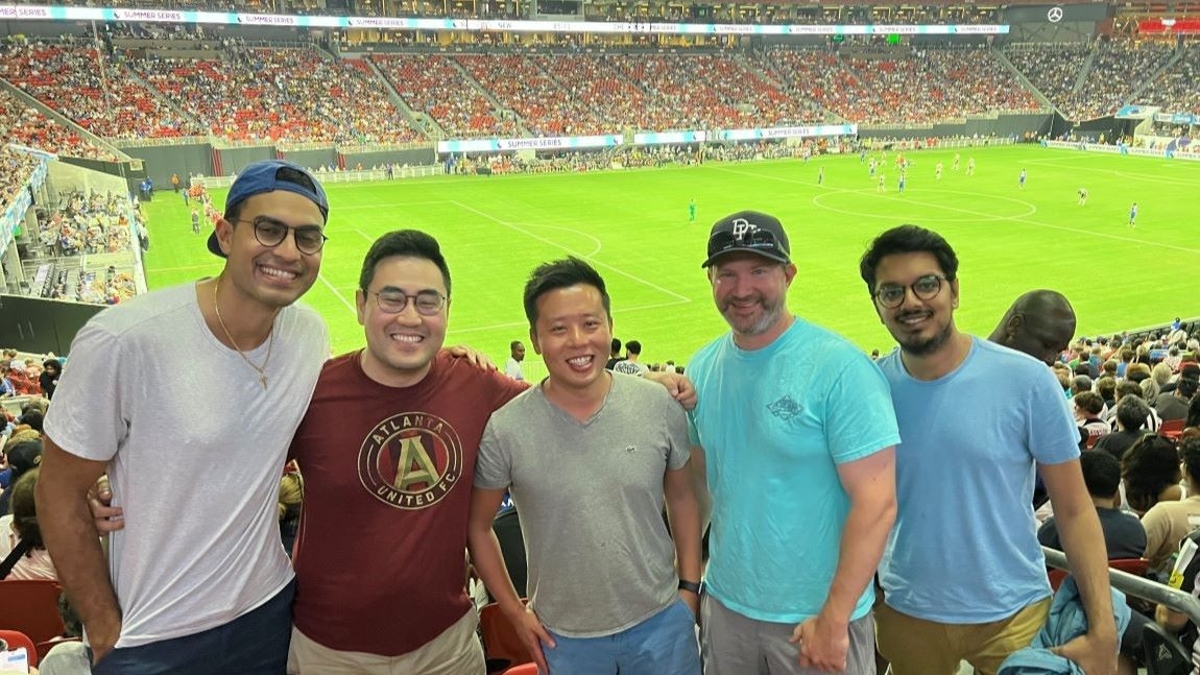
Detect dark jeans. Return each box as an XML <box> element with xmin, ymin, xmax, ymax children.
<box><xmin>92</xmin><ymin>580</ymin><xmax>294</xmax><ymax>675</ymax></box>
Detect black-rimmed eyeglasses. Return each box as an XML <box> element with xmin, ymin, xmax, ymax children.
<box><xmin>233</xmin><ymin>216</ymin><xmax>327</xmax><ymax>255</ymax></box>
<box><xmin>873</xmin><ymin>274</ymin><xmax>948</xmax><ymax>309</ymax></box>
<box><xmin>367</xmin><ymin>289</ymin><xmax>447</xmax><ymax>316</ymax></box>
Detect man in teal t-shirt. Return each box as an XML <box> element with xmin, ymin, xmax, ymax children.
<box><xmin>688</xmin><ymin>210</ymin><xmax>900</xmax><ymax>674</ymax></box>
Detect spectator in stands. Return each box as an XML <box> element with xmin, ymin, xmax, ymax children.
<box><xmin>1154</xmin><ymin>373</ymin><xmax>1198</xmax><ymax>422</ymax></box>
<box><xmin>1112</xmin><ymin>380</ymin><xmax>1163</xmax><ymax>433</ymax></box>
<box><xmin>1142</xmin><ymin>438</ymin><xmax>1200</xmax><ymax>573</ymax></box>
<box><xmin>987</xmin><ymin>289</ymin><xmax>1077</xmax><ymax>366</ymax></box>
<box><xmin>605</xmin><ymin>338</ymin><xmax>624</xmax><ymax>370</ymax></box>
<box><xmin>688</xmin><ymin>211</ymin><xmax>898</xmax><ymax>674</ymax></box>
<box><xmin>0</xmin><ymin>364</ymin><xmax>14</xmax><ymax>398</ymax></box>
<box><xmin>504</xmin><ymin>339</ymin><xmax>525</xmax><ymax>381</ymax></box>
<box><xmin>1038</xmin><ymin>450</ymin><xmax>1145</xmax><ymax>559</ymax></box>
<box><xmin>1142</xmin><ymin>362</ymin><xmax>1171</xmax><ymax>401</ymax></box>
<box><xmin>1072</xmin><ymin>375</ymin><xmax>1094</xmax><ymax>398</ymax></box>
<box><xmin>0</xmin><ymin>468</ymin><xmax>56</xmax><ymax>581</ymax></box>
<box><xmin>1037</xmin><ymin>448</ymin><xmax>1148</xmax><ymax>675</ymax></box>
<box><xmin>38</xmin><ymin>591</ymin><xmax>89</xmax><ymax>675</ymax></box>
<box><xmin>1121</xmin><ymin>435</ymin><xmax>1183</xmax><ymax>516</ymax></box>
<box><xmin>5</xmin><ymin>362</ymin><xmax>38</xmax><ymax>397</ymax></box>
<box><xmin>37</xmin><ymin>160</ymin><xmax>332</xmax><ymax>673</ymax></box>
<box><xmin>469</xmin><ymin>257</ymin><xmax>702</xmax><ymax>675</ymax></box>
<box><xmin>40</xmin><ymin>359</ymin><xmax>62</xmax><ymax>400</ymax></box>
<box><xmin>1075</xmin><ymin>391</ymin><xmax>1110</xmax><ymax>449</ymax></box>
<box><xmin>1096</xmin><ymin>395</ymin><xmax>1154</xmax><ymax>464</ymax></box>
<box><xmin>612</xmin><ymin>339</ymin><xmax>649</xmax><ymax>377</ymax></box>
<box><xmin>277</xmin><ymin>471</ymin><xmax>302</xmax><ymax>557</ymax></box>
<box><xmin>1097</xmin><ymin>376</ymin><xmax>1118</xmax><ymax>411</ymax></box>
<box><xmin>860</xmin><ymin>225</ymin><xmax>1116</xmax><ymax>675</ymax></box>
<box><xmin>0</xmin><ymin>437</ymin><xmax>42</xmax><ymax>516</ymax></box>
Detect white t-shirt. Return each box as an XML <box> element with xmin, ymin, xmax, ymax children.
<box><xmin>504</xmin><ymin>357</ymin><xmax>524</xmax><ymax>381</ymax></box>
<box><xmin>612</xmin><ymin>359</ymin><xmax>649</xmax><ymax>377</ymax></box>
<box><xmin>44</xmin><ymin>282</ymin><xmax>329</xmax><ymax>649</ymax></box>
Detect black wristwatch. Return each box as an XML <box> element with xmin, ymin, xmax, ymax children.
<box><xmin>678</xmin><ymin>579</ymin><xmax>702</xmax><ymax>595</ymax></box>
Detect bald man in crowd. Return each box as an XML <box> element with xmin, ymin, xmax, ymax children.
<box><xmin>988</xmin><ymin>290</ymin><xmax>1077</xmax><ymax>366</ymax></box>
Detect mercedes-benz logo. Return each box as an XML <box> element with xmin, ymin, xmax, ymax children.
<box><xmin>1048</xmin><ymin>6</ymin><xmax>1064</xmax><ymax>22</ymax></box>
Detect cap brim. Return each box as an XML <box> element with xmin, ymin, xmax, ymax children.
<box><xmin>701</xmin><ymin>247</ymin><xmax>790</xmax><ymax>268</ymax></box>
<box><xmin>207</xmin><ymin>231</ymin><xmax>227</xmax><ymax>258</ymax></box>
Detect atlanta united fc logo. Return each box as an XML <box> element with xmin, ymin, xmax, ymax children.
<box><xmin>358</xmin><ymin>412</ymin><xmax>463</xmax><ymax>509</ymax></box>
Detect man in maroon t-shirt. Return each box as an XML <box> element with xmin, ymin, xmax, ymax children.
<box><xmin>287</xmin><ymin>230</ymin><xmax>527</xmax><ymax>673</ymax></box>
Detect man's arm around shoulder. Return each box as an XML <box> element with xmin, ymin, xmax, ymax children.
<box><xmin>36</xmin><ymin>436</ymin><xmax>122</xmax><ymax>665</ymax></box>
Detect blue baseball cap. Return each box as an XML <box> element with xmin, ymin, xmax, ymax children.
<box><xmin>207</xmin><ymin>160</ymin><xmax>329</xmax><ymax>257</ymax></box>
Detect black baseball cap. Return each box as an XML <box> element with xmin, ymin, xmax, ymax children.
<box><xmin>207</xmin><ymin>160</ymin><xmax>329</xmax><ymax>257</ymax></box>
<box><xmin>702</xmin><ymin>210</ymin><xmax>791</xmax><ymax>268</ymax></box>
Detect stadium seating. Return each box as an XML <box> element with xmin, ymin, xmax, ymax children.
<box><xmin>0</xmin><ymin>580</ymin><xmax>66</xmax><ymax>654</ymax></box>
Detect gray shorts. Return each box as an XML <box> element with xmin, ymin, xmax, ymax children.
<box><xmin>700</xmin><ymin>593</ymin><xmax>876</xmax><ymax>675</ymax></box>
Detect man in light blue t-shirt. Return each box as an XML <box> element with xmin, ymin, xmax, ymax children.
<box><xmin>688</xmin><ymin>210</ymin><xmax>900</xmax><ymax>674</ymax></box>
<box><xmin>858</xmin><ymin>225</ymin><xmax>1116</xmax><ymax>675</ymax></box>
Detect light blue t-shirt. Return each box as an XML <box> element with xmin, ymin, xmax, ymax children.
<box><xmin>877</xmin><ymin>337</ymin><xmax>1080</xmax><ymax>623</ymax></box>
<box><xmin>688</xmin><ymin>318</ymin><xmax>900</xmax><ymax>623</ymax></box>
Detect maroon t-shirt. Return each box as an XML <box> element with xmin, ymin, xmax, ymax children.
<box><xmin>290</xmin><ymin>350</ymin><xmax>527</xmax><ymax>655</ymax></box>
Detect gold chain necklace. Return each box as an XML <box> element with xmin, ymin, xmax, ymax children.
<box><xmin>213</xmin><ymin>277</ymin><xmax>275</xmax><ymax>390</ymax></box>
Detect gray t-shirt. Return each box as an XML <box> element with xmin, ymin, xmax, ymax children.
<box><xmin>475</xmin><ymin>374</ymin><xmax>690</xmax><ymax>637</ymax></box>
<box><xmin>44</xmin><ymin>282</ymin><xmax>329</xmax><ymax>649</ymax></box>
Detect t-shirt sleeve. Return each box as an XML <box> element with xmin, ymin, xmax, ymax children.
<box><xmin>686</xmin><ymin>410</ymin><xmax>700</xmax><ymax>447</ymax></box>
<box><xmin>42</xmin><ymin>320</ymin><xmax>126</xmax><ymax>462</ymax></box>
<box><xmin>1142</xmin><ymin>504</ymin><xmax>1172</xmax><ymax>563</ymax></box>
<box><xmin>662</xmin><ymin>394</ymin><xmax>691</xmax><ymax>471</ymax></box>
<box><xmin>474</xmin><ymin>418</ymin><xmax>513</xmax><ymax>491</ymax></box>
<box><xmin>824</xmin><ymin>352</ymin><xmax>900</xmax><ymax>464</ymax></box>
<box><xmin>1027</xmin><ymin>365</ymin><xmax>1083</xmax><ymax>465</ymax></box>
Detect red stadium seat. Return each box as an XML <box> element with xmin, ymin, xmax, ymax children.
<box><xmin>0</xmin><ymin>629</ymin><xmax>39</xmax><ymax>668</ymax></box>
<box><xmin>0</xmin><ymin>580</ymin><xmax>65</xmax><ymax>652</ymax></box>
<box><xmin>481</xmin><ymin>601</ymin><xmax>533</xmax><ymax>673</ymax></box>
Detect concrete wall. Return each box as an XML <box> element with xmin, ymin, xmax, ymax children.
<box><xmin>216</xmin><ymin>146</ymin><xmax>277</xmax><ymax>176</ymax></box>
<box><xmin>342</xmin><ymin>147</ymin><xmax>436</xmax><ymax>168</ymax></box>
<box><xmin>281</xmin><ymin>148</ymin><xmax>338</xmax><ymax>171</ymax></box>
<box><xmin>121</xmin><ymin>142</ymin><xmax>213</xmax><ymax>187</ymax></box>
<box><xmin>859</xmin><ymin>113</ymin><xmax>1054</xmax><ymax>140</ymax></box>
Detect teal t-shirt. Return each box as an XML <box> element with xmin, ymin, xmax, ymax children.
<box><xmin>877</xmin><ymin>337</ymin><xmax>1079</xmax><ymax>623</ymax></box>
<box><xmin>688</xmin><ymin>318</ymin><xmax>900</xmax><ymax>623</ymax></box>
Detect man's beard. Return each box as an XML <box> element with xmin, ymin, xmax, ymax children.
<box><xmin>899</xmin><ymin>321</ymin><xmax>953</xmax><ymax>357</ymax></box>
<box><xmin>723</xmin><ymin>295</ymin><xmax>785</xmax><ymax>337</ymax></box>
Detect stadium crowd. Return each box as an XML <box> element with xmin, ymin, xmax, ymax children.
<box><xmin>0</xmin><ymin>90</ymin><xmax>123</xmax><ymax>162</ymax></box>
<box><xmin>0</xmin><ymin>146</ymin><xmax>39</xmax><ymax>214</ymax></box>
<box><xmin>34</xmin><ymin>190</ymin><xmax>139</xmax><ymax>258</ymax></box>
<box><xmin>128</xmin><ymin>46</ymin><xmax>422</xmax><ymax>144</ymax></box>
<box><xmin>0</xmin><ymin>42</ymin><xmax>205</xmax><ymax>139</ymax></box>
<box><xmin>1</xmin><ymin>36</ymin><xmax>1195</xmax><ymax>154</ymax></box>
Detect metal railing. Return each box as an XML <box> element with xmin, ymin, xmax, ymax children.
<box><xmin>1042</xmin><ymin>546</ymin><xmax>1200</xmax><ymax>624</ymax></box>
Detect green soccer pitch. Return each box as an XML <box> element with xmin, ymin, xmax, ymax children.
<box><xmin>140</xmin><ymin>145</ymin><xmax>1200</xmax><ymax>378</ymax></box>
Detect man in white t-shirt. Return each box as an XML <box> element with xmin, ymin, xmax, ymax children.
<box><xmin>37</xmin><ymin>161</ymin><xmax>332</xmax><ymax>674</ymax></box>
<box><xmin>504</xmin><ymin>340</ymin><xmax>526</xmax><ymax>381</ymax></box>
<box><xmin>613</xmin><ymin>340</ymin><xmax>650</xmax><ymax>377</ymax></box>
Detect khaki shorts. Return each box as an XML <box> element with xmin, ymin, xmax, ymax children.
<box><xmin>287</xmin><ymin>607</ymin><xmax>485</xmax><ymax>675</ymax></box>
<box><xmin>875</xmin><ymin>598</ymin><xmax>1051</xmax><ymax>675</ymax></box>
